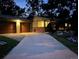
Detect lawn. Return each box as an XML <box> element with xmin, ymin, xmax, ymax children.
<box><xmin>0</xmin><ymin>36</ymin><xmax>19</xmax><ymax>59</ymax></box>
<box><xmin>48</xmin><ymin>33</ymin><xmax>78</xmax><ymax>54</ymax></box>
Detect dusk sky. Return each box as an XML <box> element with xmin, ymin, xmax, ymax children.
<box><xmin>14</xmin><ymin>0</ymin><xmax>48</xmax><ymax>8</ymax></box>
<box><xmin>14</xmin><ymin>0</ymin><xmax>26</xmax><ymax>8</ymax></box>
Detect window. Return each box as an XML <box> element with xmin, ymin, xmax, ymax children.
<box><xmin>45</xmin><ymin>21</ymin><xmax>49</xmax><ymax>27</ymax></box>
<box><xmin>38</xmin><ymin>20</ymin><xmax>50</xmax><ymax>27</ymax></box>
<box><xmin>38</xmin><ymin>21</ymin><xmax>44</xmax><ymax>27</ymax></box>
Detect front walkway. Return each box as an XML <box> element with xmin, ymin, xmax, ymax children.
<box><xmin>4</xmin><ymin>33</ymin><xmax>77</xmax><ymax>59</ymax></box>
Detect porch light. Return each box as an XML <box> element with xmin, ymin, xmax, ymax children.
<box><xmin>16</xmin><ymin>20</ymin><xmax>21</xmax><ymax>25</ymax></box>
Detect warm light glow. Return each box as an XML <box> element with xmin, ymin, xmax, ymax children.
<box><xmin>65</xmin><ymin>23</ymin><xmax>68</xmax><ymax>27</ymax></box>
<box><xmin>59</xmin><ymin>27</ymin><xmax>64</xmax><ymax>30</ymax></box>
<box><xmin>16</xmin><ymin>20</ymin><xmax>21</xmax><ymax>25</ymax></box>
<box><xmin>10</xmin><ymin>24</ymin><xmax>14</xmax><ymax>30</ymax></box>
<box><xmin>45</xmin><ymin>21</ymin><xmax>50</xmax><ymax>27</ymax></box>
<box><xmin>16</xmin><ymin>20</ymin><xmax>21</xmax><ymax>33</ymax></box>
<box><xmin>38</xmin><ymin>21</ymin><xmax>44</xmax><ymax>27</ymax></box>
<box><xmin>69</xmin><ymin>24</ymin><xmax>71</xmax><ymax>27</ymax></box>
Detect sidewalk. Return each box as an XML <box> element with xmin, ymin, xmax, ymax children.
<box><xmin>4</xmin><ymin>33</ymin><xmax>77</xmax><ymax>59</ymax></box>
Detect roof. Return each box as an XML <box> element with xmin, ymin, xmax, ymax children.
<box><xmin>0</xmin><ymin>15</ymin><xmax>28</xmax><ymax>20</ymax></box>
<box><xmin>0</xmin><ymin>15</ymin><xmax>51</xmax><ymax>21</ymax></box>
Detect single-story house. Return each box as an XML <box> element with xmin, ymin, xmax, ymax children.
<box><xmin>0</xmin><ymin>16</ymin><xmax>51</xmax><ymax>33</ymax></box>
<box><xmin>0</xmin><ymin>16</ymin><xmax>72</xmax><ymax>34</ymax></box>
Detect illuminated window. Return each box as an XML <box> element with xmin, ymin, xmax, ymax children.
<box><xmin>45</xmin><ymin>21</ymin><xmax>50</xmax><ymax>27</ymax></box>
<box><xmin>69</xmin><ymin>24</ymin><xmax>71</xmax><ymax>27</ymax></box>
<box><xmin>38</xmin><ymin>21</ymin><xmax>44</xmax><ymax>27</ymax></box>
<box><xmin>59</xmin><ymin>27</ymin><xmax>64</xmax><ymax>30</ymax></box>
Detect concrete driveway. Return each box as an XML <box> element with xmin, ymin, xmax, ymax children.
<box><xmin>0</xmin><ymin>32</ymin><xmax>40</xmax><ymax>41</ymax></box>
<box><xmin>3</xmin><ymin>33</ymin><xmax>77</xmax><ymax>59</ymax></box>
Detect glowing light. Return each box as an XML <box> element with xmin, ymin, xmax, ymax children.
<box><xmin>16</xmin><ymin>20</ymin><xmax>21</xmax><ymax>22</ymax></box>
<box><xmin>16</xmin><ymin>20</ymin><xmax>21</xmax><ymax>33</ymax></box>
<box><xmin>69</xmin><ymin>24</ymin><xmax>71</xmax><ymax>27</ymax></box>
<box><xmin>59</xmin><ymin>27</ymin><xmax>64</xmax><ymax>30</ymax></box>
<box><xmin>16</xmin><ymin>20</ymin><xmax>21</xmax><ymax>25</ymax></box>
<box><xmin>65</xmin><ymin>23</ymin><xmax>68</xmax><ymax>27</ymax></box>
<box><xmin>38</xmin><ymin>21</ymin><xmax>44</xmax><ymax>27</ymax></box>
<box><xmin>45</xmin><ymin>21</ymin><xmax>49</xmax><ymax>27</ymax></box>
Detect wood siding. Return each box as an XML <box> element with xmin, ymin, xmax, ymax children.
<box><xmin>0</xmin><ymin>21</ymin><xmax>16</xmax><ymax>33</ymax></box>
<box><xmin>20</xmin><ymin>22</ymin><xmax>30</xmax><ymax>32</ymax></box>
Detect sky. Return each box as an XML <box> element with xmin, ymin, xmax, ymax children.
<box><xmin>14</xmin><ymin>0</ymin><xmax>26</xmax><ymax>8</ymax></box>
<box><xmin>14</xmin><ymin>0</ymin><xmax>48</xmax><ymax>8</ymax></box>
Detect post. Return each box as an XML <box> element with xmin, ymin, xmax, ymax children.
<box><xmin>16</xmin><ymin>20</ymin><xmax>20</xmax><ymax>33</ymax></box>
<box><xmin>44</xmin><ymin>20</ymin><xmax>46</xmax><ymax>32</ymax></box>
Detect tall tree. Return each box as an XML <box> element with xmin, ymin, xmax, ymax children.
<box><xmin>25</xmin><ymin>0</ymin><xmax>77</xmax><ymax>34</ymax></box>
<box><xmin>0</xmin><ymin>0</ymin><xmax>25</xmax><ymax>16</ymax></box>
<box><xmin>25</xmin><ymin>0</ymin><xmax>77</xmax><ymax>19</ymax></box>
<box><xmin>26</xmin><ymin>0</ymin><xmax>43</xmax><ymax>16</ymax></box>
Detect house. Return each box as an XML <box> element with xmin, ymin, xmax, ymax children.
<box><xmin>0</xmin><ymin>15</ymin><xmax>72</xmax><ymax>34</ymax></box>
<box><xmin>0</xmin><ymin>16</ymin><xmax>51</xmax><ymax>33</ymax></box>
<box><xmin>32</xmin><ymin>16</ymin><xmax>50</xmax><ymax>32</ymax></box>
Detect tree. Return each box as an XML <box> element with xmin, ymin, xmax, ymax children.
<box><xmin>26</xmin><ymin>0</ymin><xmax>44</xmax><ymax>16</ymax></box>
<box><xmin>25</xmin><ymin>0</ymin><xmax>77</xmax><ymax>31</ymax></box>
<box><xmin>46</xmin><ymin>21</ymin><xmax>56</xmax><ymax>33</ymax></box>
<box><xmin>25</xmin><ymin>0</ymin><xmax>77</xmax><ymax>19</ymax></box>
<box><xmin>71</xmin><ymin>11</ymin><xmax>78</xmax><ymax>35</ymax></box>
<box><xmin>41</xmin><ymin>0</ymin><xmax>77</xmax><ymax>33</ymax></box>
<box><xmin>0</xmin><ymin>0</ymin><xmax>25</xmax><ymax>16</ymax></box>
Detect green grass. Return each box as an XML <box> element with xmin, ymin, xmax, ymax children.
<box><xmin>0</xmin><ymin>36</ymin><xmax>19</xmax><ymax>59</ymax></box>
<box><xmin>49</xmin><ymin>33</ymin><xmax>78</xmax><ymax>54</ymax></box>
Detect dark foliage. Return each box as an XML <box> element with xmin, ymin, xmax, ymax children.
<box><xmin>0</xmin><ymin>0</ymin><xmax>25</xmax><ymax>16</ymax></box>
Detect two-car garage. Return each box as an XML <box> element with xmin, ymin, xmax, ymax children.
<box><xmin>0</xmin><ymin>21</ymin><xmax>31</xmax><ymax>34</ymax></box>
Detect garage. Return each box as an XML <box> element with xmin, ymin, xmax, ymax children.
<box><xmin>0</xmin><ymin>21</ymin><xmax>16</xmax><ymax>33</ymax></box>
<box><xmin>20</xmin><ymin>22</ymin><xmax>31</xmax><ymax>33</ymax></box>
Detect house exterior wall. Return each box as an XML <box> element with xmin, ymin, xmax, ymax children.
<box><xmin>32</xmin><ymin>16</ymin><xmax>50</xmax><ymax>32</ymax></box>
<box><xmin>0</xmin><ymin>18</ymin><xmax>32</xmax><ymax>33</ymax></box>
<box><xmin>0</xmin><ymin>16</ymin><xmax>50</xmax><ymax>33</ymax></box>
<box><xmin>32</xmin><ymin>27</ymin><xmax>45</xmax><ymax>32</ymax></box>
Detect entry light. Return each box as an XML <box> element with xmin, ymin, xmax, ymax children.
<box><xmin>16</xmin><ymin>20</ymin><xmax>21</xmax><ymax>23</ymax></box>
<box><xmin>16</xmin><ymin>20</ymin><xmax>21</xmax><ymax>25</ymax></box>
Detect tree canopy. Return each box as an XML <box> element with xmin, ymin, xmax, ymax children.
<box><xmin>25</xmin><ymin>0</ymin><xmax>77</xmax><ymax>20</ymax></box>
<box><xmin>25</xmin><ymin>0</ymin><xmax>77</xmax><ymax>34</ymax></box>
<box><xmin>0</xmin><ymin>0</ymin><xmax>77</xmax><ymax>20</ymax></box>
<box><xmin>0</xmin><ymin>0</ymin><xmax>25</xmax><ymax>16</ymax></box>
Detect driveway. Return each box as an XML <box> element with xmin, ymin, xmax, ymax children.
<box><xmin>4</xmin><ymin>33</ymin><xmax>77</xmax><ymax>59</ymax></box>
<box><xmin>0</xmin><ymin>32</ymin><xmax>39</xmax><ymax>41</ymax></box>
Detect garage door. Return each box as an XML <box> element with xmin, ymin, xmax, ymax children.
<box><xmin>20</xmin><ymin>22</ymin><xmax>30</xmax><ymax>33</ymax></box>
<box><xmin>0</xmin><ymin>21</ymin><xmax>16</xmax><ymax>33</ymax></box>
